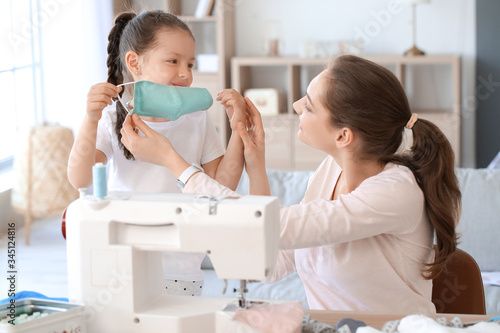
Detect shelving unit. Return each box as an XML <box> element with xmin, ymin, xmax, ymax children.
<box><xmin>114</xmin><ymin>0</ymin><xmax>235</xmax><ymax>146</ymax></box>
<box><xmin>232</xmin><ymin>55</ymin><xmax>461</xmax><ymax>170</ymax></box>
<box><xmin>166</xmin><ymin>0</ymin><xmax>235</xmax><ymax>145</ymax></box>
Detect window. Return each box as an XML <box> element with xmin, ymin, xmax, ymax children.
<box><xmin>0</xmin><ymin>0</ymin><xmax>45</xmax><ymax>173</ymax></box>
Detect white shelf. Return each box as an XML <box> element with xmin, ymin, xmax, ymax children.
<box><xmin>232</xmin><ymin>55</ymin><xmax>462</xmax><ymax>169</ymax></box>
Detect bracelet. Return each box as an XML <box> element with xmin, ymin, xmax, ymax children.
<box><xmin>176</xmin><ymin>164</ymin><xmax>204</xmax><ymax>190</ymax></box>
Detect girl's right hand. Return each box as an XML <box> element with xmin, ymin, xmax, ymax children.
<box><xmin>86</xmin><ymin>82</ymin><xmax>121</xmax><ymax>123</ymax></box>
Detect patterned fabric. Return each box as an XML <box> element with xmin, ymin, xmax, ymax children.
<box><xmin>164</xmin><ymin>279</ymin><xmax>204</xmax><ymax>296</ymax></box>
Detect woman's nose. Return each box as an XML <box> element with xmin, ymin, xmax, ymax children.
<box><xmin>293</xmin><ymin>100</ymin><xmax>302</xmax><ymax>115</ymax></box>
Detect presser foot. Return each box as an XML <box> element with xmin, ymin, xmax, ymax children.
<box><xmin>237</xmin><ymin>280</ymin><xmax>248</xmax><ymax>308</ymax></box>
<box><xmin>222</xmin><ymin>280</ymin><xmax>269</xmax><ymax>311</ymax></box>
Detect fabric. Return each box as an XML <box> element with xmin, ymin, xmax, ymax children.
<box><xmin>130</xmin><ymin>81</ymin><xmax>213</xmax><ymax>120</ymax></box>
<box><xmin>184</xmin><ymin>156</ymin><xmax>436</xmax><ymax>314</ymax></box>
<box><xmin>96</xmin><ymin>106</ymin><xmax>225</xmax><ymax>283</ymax></box>
<box><xmin>336</xmin><ymin>318</ymin><xmax>367</xmax><ymax>331</ymax></box>
<box><xmin>233</xmin><ymin>302</ymin><xmax>304</xmax><ymax>333</ymax></box>
<box><xmin>357</xmin><ymin>314</ymin><xmax>500</xmax><ymax>333</ymax></box>
<box><xmin>164</xmin><ymin>279</ymin><xmax>204</xmax><ymax>296</ymax></box>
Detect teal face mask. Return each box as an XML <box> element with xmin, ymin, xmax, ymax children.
<box><xmin>117</xmin><ymin>80</ymin><xmax>213</xmax><ymax>120</ymax></box>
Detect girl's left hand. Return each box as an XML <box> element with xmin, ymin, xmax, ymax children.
<box><xmin>120</xmin><ymin>114</ymin><xmax>175</xmax><ymax>167</ymax></box>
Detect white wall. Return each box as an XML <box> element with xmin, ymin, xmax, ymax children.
<box><xmin>234</xmin><ymin>0</ymin><xmax>476</xmax><ymax>167</ymax></box>
<box><xmin>39</xmin><ymin>0</ymin><xmax>477</xmax><ymax>167</ymax></box>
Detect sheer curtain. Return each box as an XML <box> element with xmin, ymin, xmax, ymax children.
<box><xmin>43</xmin><ymin>0</ymin><xmax>113</xmax><ymax>133</ymax></box>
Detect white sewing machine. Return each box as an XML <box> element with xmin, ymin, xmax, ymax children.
<box><xmin>65</xmin><ymin>192</ymin><xmax>280</xmax><ymax>332</ymax></box>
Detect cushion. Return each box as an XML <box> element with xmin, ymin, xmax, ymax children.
<box><xmin>455</xmin><ymin>168</ymin><xmax>500</xmax><ymax>271</ymax></box>
<box><xmin>236</xmin><ymin>169</ymin><xmax>314</xmax><ymax>206</ymax></box>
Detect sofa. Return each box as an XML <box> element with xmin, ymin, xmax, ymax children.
<box><xmin>201</xmin><ymin>168</ymin><xmax>500</xmax><ymax>316</ymax></box>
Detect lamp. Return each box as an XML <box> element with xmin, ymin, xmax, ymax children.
<box><xmin>402</xmin><ymin>0</ymin><xmax>430</xmax><ymax>56</ymax></box>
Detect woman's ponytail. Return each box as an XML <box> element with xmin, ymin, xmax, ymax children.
<box><xmin>323</xmin><ymin>55</ymin><xmax>461</xmax><ymax>280</ymax></box>
<box><xmin>106</xmin><ymin>12</ymin><xmax>136</xmax><ymax>160</ymax></box>
<box><xmin>405</xmin><ymin>119</ymin><xmax>461</xmax><ymax>279</ymax></box>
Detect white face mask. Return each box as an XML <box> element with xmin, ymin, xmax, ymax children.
<box><xmin>116</xmin><ymin>80</ymin><xmax>213</xmax><ymax>120</ymax></box>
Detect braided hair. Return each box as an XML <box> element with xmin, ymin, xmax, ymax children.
<box><xmin>106</xmin><ymin>11</ymin><xmax>194</xmax><ymax>159</ymax></box>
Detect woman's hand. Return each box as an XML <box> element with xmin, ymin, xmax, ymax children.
<box><xmin>120</xmin><ymin>114</ymin><xmax>190</xmax><ymax>176</ymax></box>
<box><xmin>237</xmin><ymin>98</ymin><xmax>270</xmax><ymax>195</ymax></box>
<box><xmin>86</xmin><ymin>83</ymin><xmax>121</xmax><ymax>123</ymax></box>
<box><xmin>217</xmin><ymin>89</ymin><xmax>248</xmax><ymax>131</ymax></box>
<box><xmin>237</xmin><ymin>98</ymin><xmax>266</xmax><ymax>170</ymax></box>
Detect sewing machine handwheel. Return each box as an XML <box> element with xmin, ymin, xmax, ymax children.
<box><xmin>61</xmin><ymin>207</ymin><xmax>67</xmax><ymax>240</ymax></box>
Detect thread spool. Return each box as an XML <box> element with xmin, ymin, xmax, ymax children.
<box><xmin>92</xmin><ymin>163</ymin><xmax>107</xmax><ymax>198</ymax></box>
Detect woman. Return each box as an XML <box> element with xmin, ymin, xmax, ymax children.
<box><xmin>120</xmin><ymin>55</ymin><xmax>461</xmax><ymax>314</ymax></box>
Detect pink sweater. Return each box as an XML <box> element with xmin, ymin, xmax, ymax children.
<box><xmin>185</xmin><ymin>156</ymin><xmax>436</xmax><ymax>314</ymax></box>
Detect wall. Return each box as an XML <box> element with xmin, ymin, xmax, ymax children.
<box><xmin>233</xmin><ymin>0</ymin><xmax>477</xmax><ymax>167</ymax></box>
<box><xmin>38</xmin><ymin>0</ymin><xmax>478</xmax><ymax>167</ymax></box>
<box><xmin>476</xmin><ymin>0</ymin><xmax>500</xmax><ymax>167</ymax></box>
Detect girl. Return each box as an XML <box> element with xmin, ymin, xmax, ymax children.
<box><xmin>68</xmin><ymin>11</ymin><xmax>245</xmax><ymax>296</ymax></box>
<box><xmin>119</xmin><ymin>55</ymin><xmax>461</xmax><ymax>314</ymax></box>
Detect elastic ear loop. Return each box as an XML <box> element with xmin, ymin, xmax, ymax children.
<box><xmin>116</xmin><ymin>81</ymin><xmax>136</xmax><ymax>115</ymax></box>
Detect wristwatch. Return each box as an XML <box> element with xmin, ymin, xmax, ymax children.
<box><xmin>176</xmin><ymin>164</ymin><xmax>204</xmax><ymax>190</ymax></box>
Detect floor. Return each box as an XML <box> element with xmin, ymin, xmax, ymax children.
<box><xmin>0</xmin><ymin>217</ymin><xmax>68</xmax><ymax>300</ymax></box>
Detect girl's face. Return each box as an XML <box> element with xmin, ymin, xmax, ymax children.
<box><xmin>135</xmin><ymin>29</ymin><xmax>195</xmax><ymax>87</ymax></box>
<box><xmin>293</xmin><ymin>70</ymin><xmax>337</xmax><ymax>153</ymax></box>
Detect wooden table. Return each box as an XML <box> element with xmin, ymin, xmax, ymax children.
<box><xmin>306</xmin><ymin>310</ymin><xmax>494</xmax><ymax>329</ymax></box>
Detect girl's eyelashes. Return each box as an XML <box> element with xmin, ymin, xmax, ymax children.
<box><xmin>167</xmin><ymin>59</ymin><xmax>194</xmax><ymax>69</ymax></box>
<box><xmin>305</xmin><ymin>103</ymin><xmax>312</xmax><ymax>112</ymax></box>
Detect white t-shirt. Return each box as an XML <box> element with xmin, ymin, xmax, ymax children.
<box><xmin>96</xmin><ymin>106</ymin><xmax>225</xmax><ymax>281</ymax></box>
<box><xmin>97</xmin><ymin>107</ymin><xmax>225</xmax><ymax>193</ymax></box>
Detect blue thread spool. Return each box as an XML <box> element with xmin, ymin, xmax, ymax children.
<box><xmin>92</xmin><ymin>163</ymin><xmax>107</xmax><ymax>198</ymax></box>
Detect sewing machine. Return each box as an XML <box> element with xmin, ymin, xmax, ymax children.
<box><xmin>65</xmin><ymin>192</ymin><xmax>280</xmax><ymax>332</ymax></box>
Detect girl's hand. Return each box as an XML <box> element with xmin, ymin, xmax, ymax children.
<box><xmin>217</xmin><ymin>89</ymin><xmax>248</xmax><ymax>130</ymax></box>
<box><xmin>120</xmin><ymin>114</ymin><xmax>174</xmax><ymax>166</ymax></box>
<box><xmin>86</xmin><ymin>83</ymin><xmax>121</xmax><ymax>123</ymax></box>
<box><xmin>120</xmin><ymin>114</ymin><xmax>190</xmax><ymax>176</ymax></box>
<box><xmin>236</xmin><ymin>97</ymin><xmax>266</xmax><ymax>174</ymax></box>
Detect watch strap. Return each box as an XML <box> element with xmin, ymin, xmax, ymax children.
<box><xmin>176</xmin><ymin>164</ymin><xmax>203</xmax><ymax>190</ymax></box>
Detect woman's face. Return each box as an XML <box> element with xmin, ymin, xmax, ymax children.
<box><xmin>135</xmin><ymin>29</ymin><xmax>195</xmax><ymax>87</ymax></box>
<box><xmin>293</xmin><ymin>70</ymin><xmax>337</xmax><ymax>153</ymax></box>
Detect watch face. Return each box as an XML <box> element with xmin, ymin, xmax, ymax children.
<box><xmin>176</xmin><ymin>179</ymin><xmax>185</xmax><ymax>190</ymax></box>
